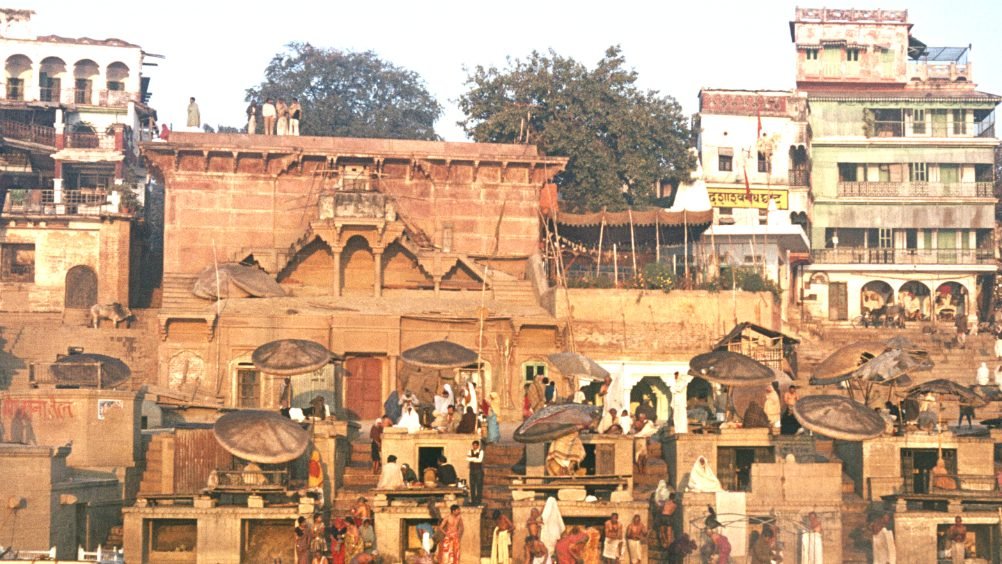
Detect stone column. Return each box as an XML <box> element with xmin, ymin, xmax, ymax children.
<box><xmin>28</xmin><ymin>61</ymin><xmax>40</xmax><ymax>101</ymax></box>
<box><xmin>373</xmin><ymin>250</ymin><xmax>383</xmax><ymax>297</ymax></box>
<box><xmin>332</xmin><ymin>246</ymin><xmax>342</xmax><ymax>297</ymax></box>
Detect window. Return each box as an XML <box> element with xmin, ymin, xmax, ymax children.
<box><xmin>1</xmin><ymin>243</ymin><xmax>34</xmax><ymax>282</ymax></box>
<box><xmin>718</xmin><ymin>154</ymin><xmax>733</xmax><ymax>172</ymax></box>
<box><xmin>910</xmin><ymin>109</ymin><xmax>926</xmax><ymax>134</ymax></box>
<box><xmin>847</xmin><ymin>48</ymin><xmax>860</xmax><ymax>62</ymax></box>
<box><xmin>40</xmin><ymin>74</ymin><xmax>60</xmax><ymax>103</ymax></box>
<box><xmin>719</xmin><ymin>207</ymin><xmax>733</xmax><ymax>216</ymax></box>
<box><xmin>757</xmin><ymin>151</ymin><xmax>769</xmax><ymax>173</ymax></box>
<box><xmin>5</xmin><ymin>78</ymin><xmax>23</xmax><ymax>100</ymax></box>
<box><xmin>805</xmin><ymin>49</ymin><xmax>819</xmax><ymax>61</ymax></box>
<box><xmin>877</xmin><ymin>164</ymin><xmax>891</xmax><ymax>182</ymax></box>
<box><xmin>106</xmin><ymin>81</ymin><xmax>124</xmax><ymax>92</ymax></box>
<box><xmin>838</xmin><ymin>163</ymin><xmax>858</xmax><ymax>182</ymax></box>
<box><xmin>74</xmin><ymin>79</ymin><xmax>91</xmax><ymax>104</ymax></box>
<box><xmin>905</xmin><ymin>229</ymin><xmax>918</xmax><ymax>249</ymax></box>
<box><xmin>237</xmin><ymin>365</ymin><xmax>259</xmax><ymax>408</ymax></box>
<box><xmin>522</xmin><ymin>361</ymin><xmax>546</xmax><ymax>385</ymax></box>
<box><xmin>939</xmin><ymin>164</ymin><xmax>960</xmax><ymax>184</ymax></box>
<box><xmin>952</xmin><ymin>109</ymin><xmax>967</xmax><ymax>134</ymax></box>
<box><xmin>909</xmin><ymin>162</ymin><xmax>928</xmax><ymax>182</ymax></box>
<box><xmin>878</xmin><ymin>228</ymin><xmax>893</xmax><ymax>249</ymax></box>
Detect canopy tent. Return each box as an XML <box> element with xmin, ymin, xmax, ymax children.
<box><xmin>400</xmin><ymin>340</ymin><xmax>478</xmax><ymax>370</ymax></box>
<box><xmin>513</xmin><ymin>403</ymin><xmax>601</xmax><ymax>443</ymax></box>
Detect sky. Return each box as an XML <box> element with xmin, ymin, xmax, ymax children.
<box><xmin>13</xmin><ymin>1</ymin><xmax>1002</xmax><ymax>141</ymax></box>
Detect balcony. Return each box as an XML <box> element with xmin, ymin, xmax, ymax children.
<box><xmin>812</xmin><ymin>247</ymin><xmax>995</xmax><ymax>265</ymax></box>
<box><xmin>837</xmin><ymin>181</ymin><xmax>993</xmax><ymax>198</ymax></box>
<box><xmin>1</xmin><ymin>85</ymin><xmax>139</xmax><ymax>108</ymax></box>
<box><xmin>318</xmin><ymin>189</ymin><xmax>391</xmax><ymax>221</ymax></box>
<box><xmin>2</xmin><ymin>188</ymin><xmax>125</xmax><ymax>216</ymax></box>
<box><xmin>65</xmin><ymin>129</ymin><xmax>118</xmax><ymax>150</ymax></box>
<box><xmin>0</xmin><ymin>119</ymin><xmax>55</xmax><ymax>147</ymax></box>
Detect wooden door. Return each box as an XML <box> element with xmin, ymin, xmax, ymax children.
<box><xmin>344</xmin><ymin>357</ymin><xmax>383</xmax><ymax>421</ymax></box>
<box><xmin>829</xmin><ymin>282</ymin><xmax>848</xmax><ymax>321</ymax></box>
<box><xmin>65</xmin><ymin>265</ymin><xmax>98</xmax><ymax>309</ymax></box>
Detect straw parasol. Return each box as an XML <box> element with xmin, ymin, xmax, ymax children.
<box><xmin>792</xmin><ymin>394</ymin><xmax>886</xmax><ymax>441</ymax></box>
<box><xmin>192</xmin><ymin>263</ymin><xmax>285</xmax><ymax>300</ymax></box>
<box><xmin>547</xmin><ymin>352</ymin><xmax>610</xmax><ymax>382</ymax></box>
<box><xmin>400</xmin><ymin>340</ymin><xmax>478</xmax><ymax>370</ymax></box>
<box><xmin>809</xmin><ymin>341</ymin><xmax>887</xmax><ymax>385</ymax></box>
<box><xmin>688</xmin><ymin>351</ymin><xmax>774</xmax><ymax>387</ymax></box>
<box><xmin>213</xmin><ymin>410</ymin><xmax>310</xmax><ymax>464</ymax></box>
<box><xmin>49</xmin><ymin>353</ymin><xmax>131</xmax><ymax>389</ymax></box>
<box><xmin>251</xmin><ymin>339</ymin><xmax>335</xmax><ymax>376</ymax></box>
<box><xmin>907</xmin><ymin>379</ymin><xmax>987</xmax><ymax>407</ymax></box>
<box><xmin>513</xmin><ymin>403</ymin><xmax>601</xmax><ymax>443</ymax></box>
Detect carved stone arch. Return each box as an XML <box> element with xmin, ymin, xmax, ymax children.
<box><xmin>342</xmin><ymin>235</ymin><xmax>374</xmax><ymax>293</ymax></box>
<box><xmin>440</xmin><ymin>260</ymin><xmax>483</xmax><ymax>291</ymax></box>
<box><xmin>277</xmin><ymin>236</ymin><xmax>334</xmax><ymax>294</ymax></box>
<box><xmin>382</xmin><ymin>241</ymin><xmax>433</xmax><ymax>289</ymax></box>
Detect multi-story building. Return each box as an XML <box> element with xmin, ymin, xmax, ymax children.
<box><xmin>793</xmin><ymin>8</ymin><xmax>999</xmax><ymax>325</ymax></box>
<box><xmin>697</xmin><ymin>89</ymin><xmax>812</xmax><ymax>315</ymax></box>
<box><xmin>0</xmin><ymin>8</ymin><xmax>157</xmax><ymax>312</ymax></box>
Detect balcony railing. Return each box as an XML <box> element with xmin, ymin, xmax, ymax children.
<box><xmin>837</xmin><ymin>181</ymin><xmax>993</xmax><ymax>198</ymax></box>
<box><xmin>3</xmin><ymin>188</ymin><xmax>123</xmax><ymax>216</ymax></box>
<box><xmin>1</xmin><ymin>85</ymin><xmax>139</xmax><ymax>107</ymax></box>
<box><xmin>0</xmin><ymin>119</ymin><xmax>55</xmax><ymax>146</ymax></box>
<box><xmin>65</xmin><ymin>130</ymin><xmax>117</xmax><ymax>150</ymax></box>
<box><xmin>789</xmin><ymin>169</ymin><xmax>810</xmax><ymax>186</ymax></box>
<box><xmin>813</xmin><ymin>247</ymin><xmax>995</xmax><ymax>265</ymax></box>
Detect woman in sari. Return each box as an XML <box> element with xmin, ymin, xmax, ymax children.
<box><xmin>342</xmin><ymin>521</ymin><xmax>365</xmax><ymax>562</ymax></box>
<box><xmin>686</xmin><ymin>456</ymin><xmax>724</xmax><ymax>492</ymax></box>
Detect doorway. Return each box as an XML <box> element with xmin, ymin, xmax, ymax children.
<box><xmin>65</xmin><ymin>265</ymin><xmax>98</xmax><ymax>309</ymax></box>
<box><xmin>902</xmin><ymin>448</ymin><xmax>956</xmax><ymax>494</ymax></box>
<box><xmin>829</xmin><ymin>282</ymin><xmax>848</xmax><ymax>321</ymax></box>
<box><xmin>344</xmin><ymin>357</ymin><xmax>383</xmax><ymax>421</ymax></box>
<box><xmin>418</xmin><ymin>446</ymin><xmax>443</xmax><ymax>479</ymax></box>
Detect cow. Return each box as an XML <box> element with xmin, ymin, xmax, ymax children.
<box><xmin>90</xmin><ymin>303</ymin><xmax>134</xmax><ymax>329</ymax></box>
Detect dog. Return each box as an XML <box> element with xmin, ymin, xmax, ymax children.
<box><xmin>90</xmin><ymin>303</ymin><xmax>134</xmax><ymax>328</ymax></box>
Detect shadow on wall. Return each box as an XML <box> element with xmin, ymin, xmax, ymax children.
<box><xmin>0</xmin><ymin>333</ymin><xmax>26</xmax><ymax>390</ymax></box>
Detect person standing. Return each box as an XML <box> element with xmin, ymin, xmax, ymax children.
<box><xmin>871</xmin><ymin>513</ymin><xmax>896</xmax><ymax>564</ymax></box>
<box><xmin>801</xmin><ymin>511</ymin><xmax>823</xmax><ymax>564</ymax></box>
<box><xmin>309</xmin><ymin>514</ymin><xmax>328</xmax><ymax>564</ymax></box>
<box><xmin>708</xmin><ymin>529</ymin><xmax>731</xmax><ymax>564</ymax></box>
<box><xmin>370</xmin><ymin>418</ymin><xmax>384</xmax><ymax>474</ymax></box>
<box><xmin>948</xmin><ymin>515</ymin><xmax>967</xmax><ymax>564</ymax></box>
<box><xmin>543</xmin><ymin>377</ymin><xmax>555</xmax><ymax>404</ymax></box>
<box><xmin>602</xmin><ymin>513</ymin><xmax>624</xmax><ymax>563</ymax></box>
<box><xmin>625</xmin><ymin>514</ymin><xmax>647</xmax><ymax>563</ymax></box>
<box><xmin>749</xmin><ymin>526</ymin><xmax>780</xmax><ymax>564</ymax></box>
<box><xmin>490</xmin><ymin>510</ymin><xmax>514</xmax><ymax>564</ymax></box>
<box><xmin>977</xmin><ymin>362</ymin><xmax>990</xmax><ymax>386</ymax></box>
<box><xmin>246</xmin><ymin>100</ymin><xmax>258</xmax><ymax>134</ymax></box>
<box><xmin>290</xmin><ymin>98</ymin><xmax>303</xmax><ymax>135</ymax></box>
<box><xmin>262</xmin><ymin>98</ymin><xmax>277</xmax><ymax>135</ymax></box>
<box><xmin>466</xmin><ymin>440</ymin><xmax>484</xmax><ymax>505</ymax></box>
<box><xmin>295</xmin><ymin>516</ymin><xmax>312</xmax><ymax>564</ymax></box>
<box><xmin>276</xmin><ymin>98</ymin><xmax>289</xmax><ymax>136</ymax></box>
<box><xmin>437</xmin><ymin>504</ymin><xmax>464</xmax><ymax>564</ymax></box>
<box><xmin>669</xmin><ymin>371</ymin><xmax>691</xmax><ymax>434</ymax></box>
<box><xmin>187</xmin><ymin>97</ymin><xmax>200</xmax><ymax>131</ymax></box>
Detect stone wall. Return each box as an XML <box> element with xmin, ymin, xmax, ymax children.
<box><xmin>373</xmin><ymin>502</ymin><xmax>481</xmax><ymax>564</ymax></box>
<box><xmin>0</xmin><ymin>218</ymin><xmax>132</xmax><ymax>312</ymax></box>
<box><xmin>0</xmin><ymin>388</ymin><xmax>143</xmax><ymax>470</ymax></box>
<box><xmin>381</xmin><ymin>428</ymin><xmax>481</xmax><ymax>484</ymax></box>
<box><xmin>557</xmin><ymin>289</ymin><xmax>779</xmax><ymax>359</ymax></box>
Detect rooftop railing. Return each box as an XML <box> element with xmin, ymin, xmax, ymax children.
<box><xmin>812</xmin><ymin>247</ymin><xmax>995</xmax><ymax>265</ymax></box>
<box><xmin>3</xmin><ymin>188</ymin><xmax>123</xmax><ymax>216</ymax></box>
<box><xmin>837</xmin><ymin>181</ymin><xmax>993</xmax><ymax>198</ymax></box>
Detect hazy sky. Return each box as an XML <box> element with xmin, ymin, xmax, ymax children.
<box><xmin>15</xmin><ymin>1</ymin><xmax>1002</xmax><ymax>141</ymax></box>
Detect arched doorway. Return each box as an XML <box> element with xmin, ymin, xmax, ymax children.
<box><xmin>39</xmin><ymin>56</ymin><xmax>66</xmax><ymax>103</ymax></box>
<box><xmin>861</xmin><ymin>280</ymin><xmax>893</xmax><ymax>315</ymax></box>
<box><xmin>898</xmin><ymin>281</ymin><xmax>931</xmax><ymax>321</ymax></box>
<box><xmin>934</xmin><ymin>282</ymin><xmax>967</xmax><ymax>321</ymax></box>
<box><xmin>341</xmin><ymin>235</ymin><xmax>374</xmax><ymax>293</ymax></box>
<box><xmin>64</xmin><ymin>265</ymin><xmax>97</xmax><ymax>309</ymax></box>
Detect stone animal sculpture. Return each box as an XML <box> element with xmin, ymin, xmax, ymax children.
<box><xmin>90</xmin><ymin>303</ymin><xmax>134</xmax><ymax>328</ymax></box>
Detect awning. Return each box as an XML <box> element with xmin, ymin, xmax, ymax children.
<box><xmin>551</xmin><ymin>208</ymin><xmax>714</xmax><ymax>228</ymax></box>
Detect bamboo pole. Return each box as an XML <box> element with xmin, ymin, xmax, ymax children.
<box><xmin>684</xmin><ymin>210</ymin><xmax>690</xmax><ymax>286</ymax></box>
<box><xmin>596</xmin><ymin>212</ymin><xmax>605</xmax><ymax>277</ymax></box>
<box><xmin>655</xmin><ymin>213</ymin><xmax>661</xmax><ymax>264</ymax></box>
<box><xmin>628</xmin><ymin>208</ymin><xmax>638</xmax><ymax>277</ymax></box>
<box><xmin>613</xmin><ymin>243</ymin><xmax>619</xmax><ymax>287</ymax></box>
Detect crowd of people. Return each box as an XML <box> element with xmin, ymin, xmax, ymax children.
<box><xmin>247</xmin><ymin>98</ymin><xmax>303</xmax><ymax>135</ymax></box>
<box><xmin>293</xmin><ymin>499</ymin><xmax>376</xmax><ymax>564</ymax></box>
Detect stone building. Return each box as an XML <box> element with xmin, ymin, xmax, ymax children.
<box><xmin>0</xmin><ymin>8</ymin><xmax>154</xmax><ymax>312</ymax></box>
<box><xmin>792</xmin><ymin>7</ymin><xmax>999</xmax><ymax>325</ymax></box>
<box><xmin>142</xmin><ymin>133</ymin><xmax>567</xmax><ymax>421</ymax></box>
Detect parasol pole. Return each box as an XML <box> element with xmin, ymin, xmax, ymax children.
<box><xmin>655</xmin><ymin>211</ymin><xmax>661</xmax><ymax>264</ymax></box>
<box><xmin>684</xmin><ymin>210</ymin><xmax>690</xmax><ymax>285</ymax></box>
<box><xmin>476</xmin><ymin>265</ymin><xmax>490</xmax><ymax>391</ymax></box>
<box><xmin>613</xmin><ymin>243</ymin><xmax>619</xmax><ymax>287</ymax></box>
<box><xmin>596</xmin><ymin>211</ymin><xmax>605</xmax><ymax>277</ymax></box>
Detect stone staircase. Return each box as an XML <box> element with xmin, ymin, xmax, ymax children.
<box><xmin>160</xmin><ymin>273</ymin><xmax>209</xmax><ymax>312</ymax></box>
<box><xmin>138</xmin><ymin>433</ymin><xmax>170</xmax><ymax>495</ymax></box>
<box><xmin>332</xmin><ymin>441</ymin><xmax>379</xmax><ymax>514</ymax></box>
<box><xmin>490</xmin><ymin>279</ymin><xmax>540</xmax><ymax>308</ymax></box>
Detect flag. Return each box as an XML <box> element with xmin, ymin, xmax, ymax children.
<box><xmin>744</xmin><ymin>165</ymin><xmax>752</xmax><ymax>202</ymax></box>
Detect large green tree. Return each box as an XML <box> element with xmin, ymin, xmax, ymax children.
<box><xmin>459</xmin><ymin>46</ymin><xmax>694</xmax><ymax>212</ymax></box>
<box><xmin>247</xmin><ymin>43</ymin><xmax>442</xmax><ymax>139</ymax></box>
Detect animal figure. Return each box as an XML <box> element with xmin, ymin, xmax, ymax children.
<box><xmin>90</xmin><ymin>303</ymin><xmax>134</xmax><ymax>328</ymax></box>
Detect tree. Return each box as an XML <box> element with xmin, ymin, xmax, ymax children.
<box><xmin>247</xmin><ymin>43</ymin><xmax>442</xmax><ymax>140</ymax></box>
<box><xmin>459</xmin><ymin>46</ymin><xmax>694</xmax><ymax>212</ymax></box>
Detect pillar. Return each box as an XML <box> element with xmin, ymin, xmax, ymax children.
<box><xmin>53</xmin><ymin>160</ymin><xmax>64</xmax><ymax>213</ymax></box>
<box><xmin>93</xmin><ymin>65</ymin><xmax>105</xmax><ymax>105</ymax></box>
<box><xmin>332</xmin><ymin>246</ymin><xmax>342</xmax><ymax>297</ymax></box>
<box><xmin>433</xmin><ymin>275</ymin><xmax>442</xmax><ymax>296</ymax></box>
<box><xmin>28</xmin><ymin>61</ymin><xmax>40</xmax><ymax>101</ymax></box>
<box><xmin>373</xmin><ymin>250</ymin><xmax>383</xmax><ymax>297</ymax></box>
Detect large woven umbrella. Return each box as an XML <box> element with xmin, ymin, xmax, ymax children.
<box><xmin>513</xmin><ymin>403</ymin><xmax>601</xmax><ymax>443</ymax></box>
<box><xmin>400</xmin><ymin>340</ymin><xmax>478</xmax><ymax>370</ymax></box>
<box><xmin>49</xmin><ymin>353</ymin><xmax>131</xmax><ymax>389</ymax></box>
<box><xmin>688</xmin><ymin>351</ymin><xmax>774</xmax><ymax>387</ymax></box>
<box><xmin>792</xmin><ymin>394</ymin><xmax>886</xmax><ymax>441</ymax></box>
<box><xmin>251</xmin><ymin>339</ymin><xmax>335</xmax><ymax>376</ymax></box>
<box><xmin>547</xmin><ymin>352</ymin><xmax>609</xmax><ymax>382</ymax></box>
<box><xmin>192</xmin><ymin>263</ymin><xmax>285</xmax><ymax>300</ymax></box>
<box><xmin>907</xmin><ymin>379</ymin><xmax>987</xmax><ymax>407</ymax></box>
<box><xmin>810</xmin><ymin>341</ymin><xmax>887</xmax><ymax>385</ymax></box>
<box><xmin>213</xmin><ymin>410</ymin><xmax>310</xmax><ymax>464</ymax></box>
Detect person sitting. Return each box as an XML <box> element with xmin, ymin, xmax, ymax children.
<box><xmin>423</xmin><ymin>465</ymin><xmax>438</xmax><ymax>488</ymax></box>
<box><xmin>376</xmin><ymin>455</ymin><xmax>404</xmax><ymax>489</ymax></box>
<box><xmin>437</xmin><ymin>456</ymin><xmax>458</xmax><ymax>486</ymax></box>
<box><xmin>456</xmin><ymin>406</ymin><xmax>478</xmax><ymax>434</ymax></box>
<box><xmin>546</xmin><ymin>431</ymin><xmax>585</xmax><ymax>476</ymax></box>
<box><xmin>598</xmin><ymin>408</ymin><xmax>621</xmax><ymax>434</ymax></box>
<box><xmin>686</xmin><ymin>456</ymin><xmax>724</xmax><ymax>492</ymax></box>
<box><xmin>433</xmin><ymin>404</ymin><xmax>460</xmax><ymax>433</ymax></box>
<box><xmin>401</xmin><ymin>463</ymin><xmax>418</xmax><ymax>486</ymax></box>
<box><xmin>931</xmin><ymin>458</ymin><xmax>958</xmax><ymax>491</ymax></box>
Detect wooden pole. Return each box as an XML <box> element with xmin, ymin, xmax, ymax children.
<box><xmin>628</xmin><ymin>208</ymin><xmax>638</xmax><ymax>278</ymax></box>
<box><xmin>684</xmin><ymin>211</ymin><xmax>690</xmax><ymax>285</ymax></box>
<box><xmin>596</xmin><ymin>213</ymin><xmax>605</xmax><ymax>277</ymax></box>
<box><xmin>655</xmin><ymin>212</ymin><xmax>661</xmax><ymax>264</ymax></box>
<box><xmin>613</xmin><ymin>243</ymin><xmax>619</xmax><ymax>287</ymax></box>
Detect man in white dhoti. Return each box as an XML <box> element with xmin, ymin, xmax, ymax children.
<box><xmin>800</xmin><ymin>511</ymin><xmax>824</xmax><ymax>564</ymax></box>
<box><xmin>669</xmin><ymin>371</ymin><xmax>692</xmax><ymax>434</ymax></box>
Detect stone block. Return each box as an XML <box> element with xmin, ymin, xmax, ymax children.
<box><xmin>511</xmin><ymin>490</ymin><xmax>535</xmax><ymax>502</ymax></box>
<box><xmin>194</xmin><ymin>496</ymin><xmax>216</xmax><ymax>509</ymax></box>
<box><xmin>247</xmin><ymin>495</ymin><xmax>264</xmax><ymax>508</ymax></box>
<box><xmin>610</xmin><ymin>490</ymin><xmax>633</xmax><ymax>502</ymax></box>
<box><xmin>557</xmin><ymin>488</ymin><xmax>586</xmax><ymax>501</ymax></box>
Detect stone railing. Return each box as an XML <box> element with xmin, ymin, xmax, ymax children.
<box><xmin>837</xmin><ymin>181</ymin><xmax>993</xmax><ymax>198</ymax></box>
<box><xmin>813</xmin><ymin>247</ymin><xmax>995</xmax><ymax>265</ymax></box>
<box><xmin>795</xmin><ymin>7</ymin><xmax>907</xmax><ymax>23</ymax></box>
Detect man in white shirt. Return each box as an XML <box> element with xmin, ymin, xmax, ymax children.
<box><xmin>466</xmin><ymin>440</ymin><xmax>484</xmax><ymax>505</ymax></box>
<box><xmin>261</xmin><ymin>99</ymin><xmax>277</xmax><ymax>135</ymax></box>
